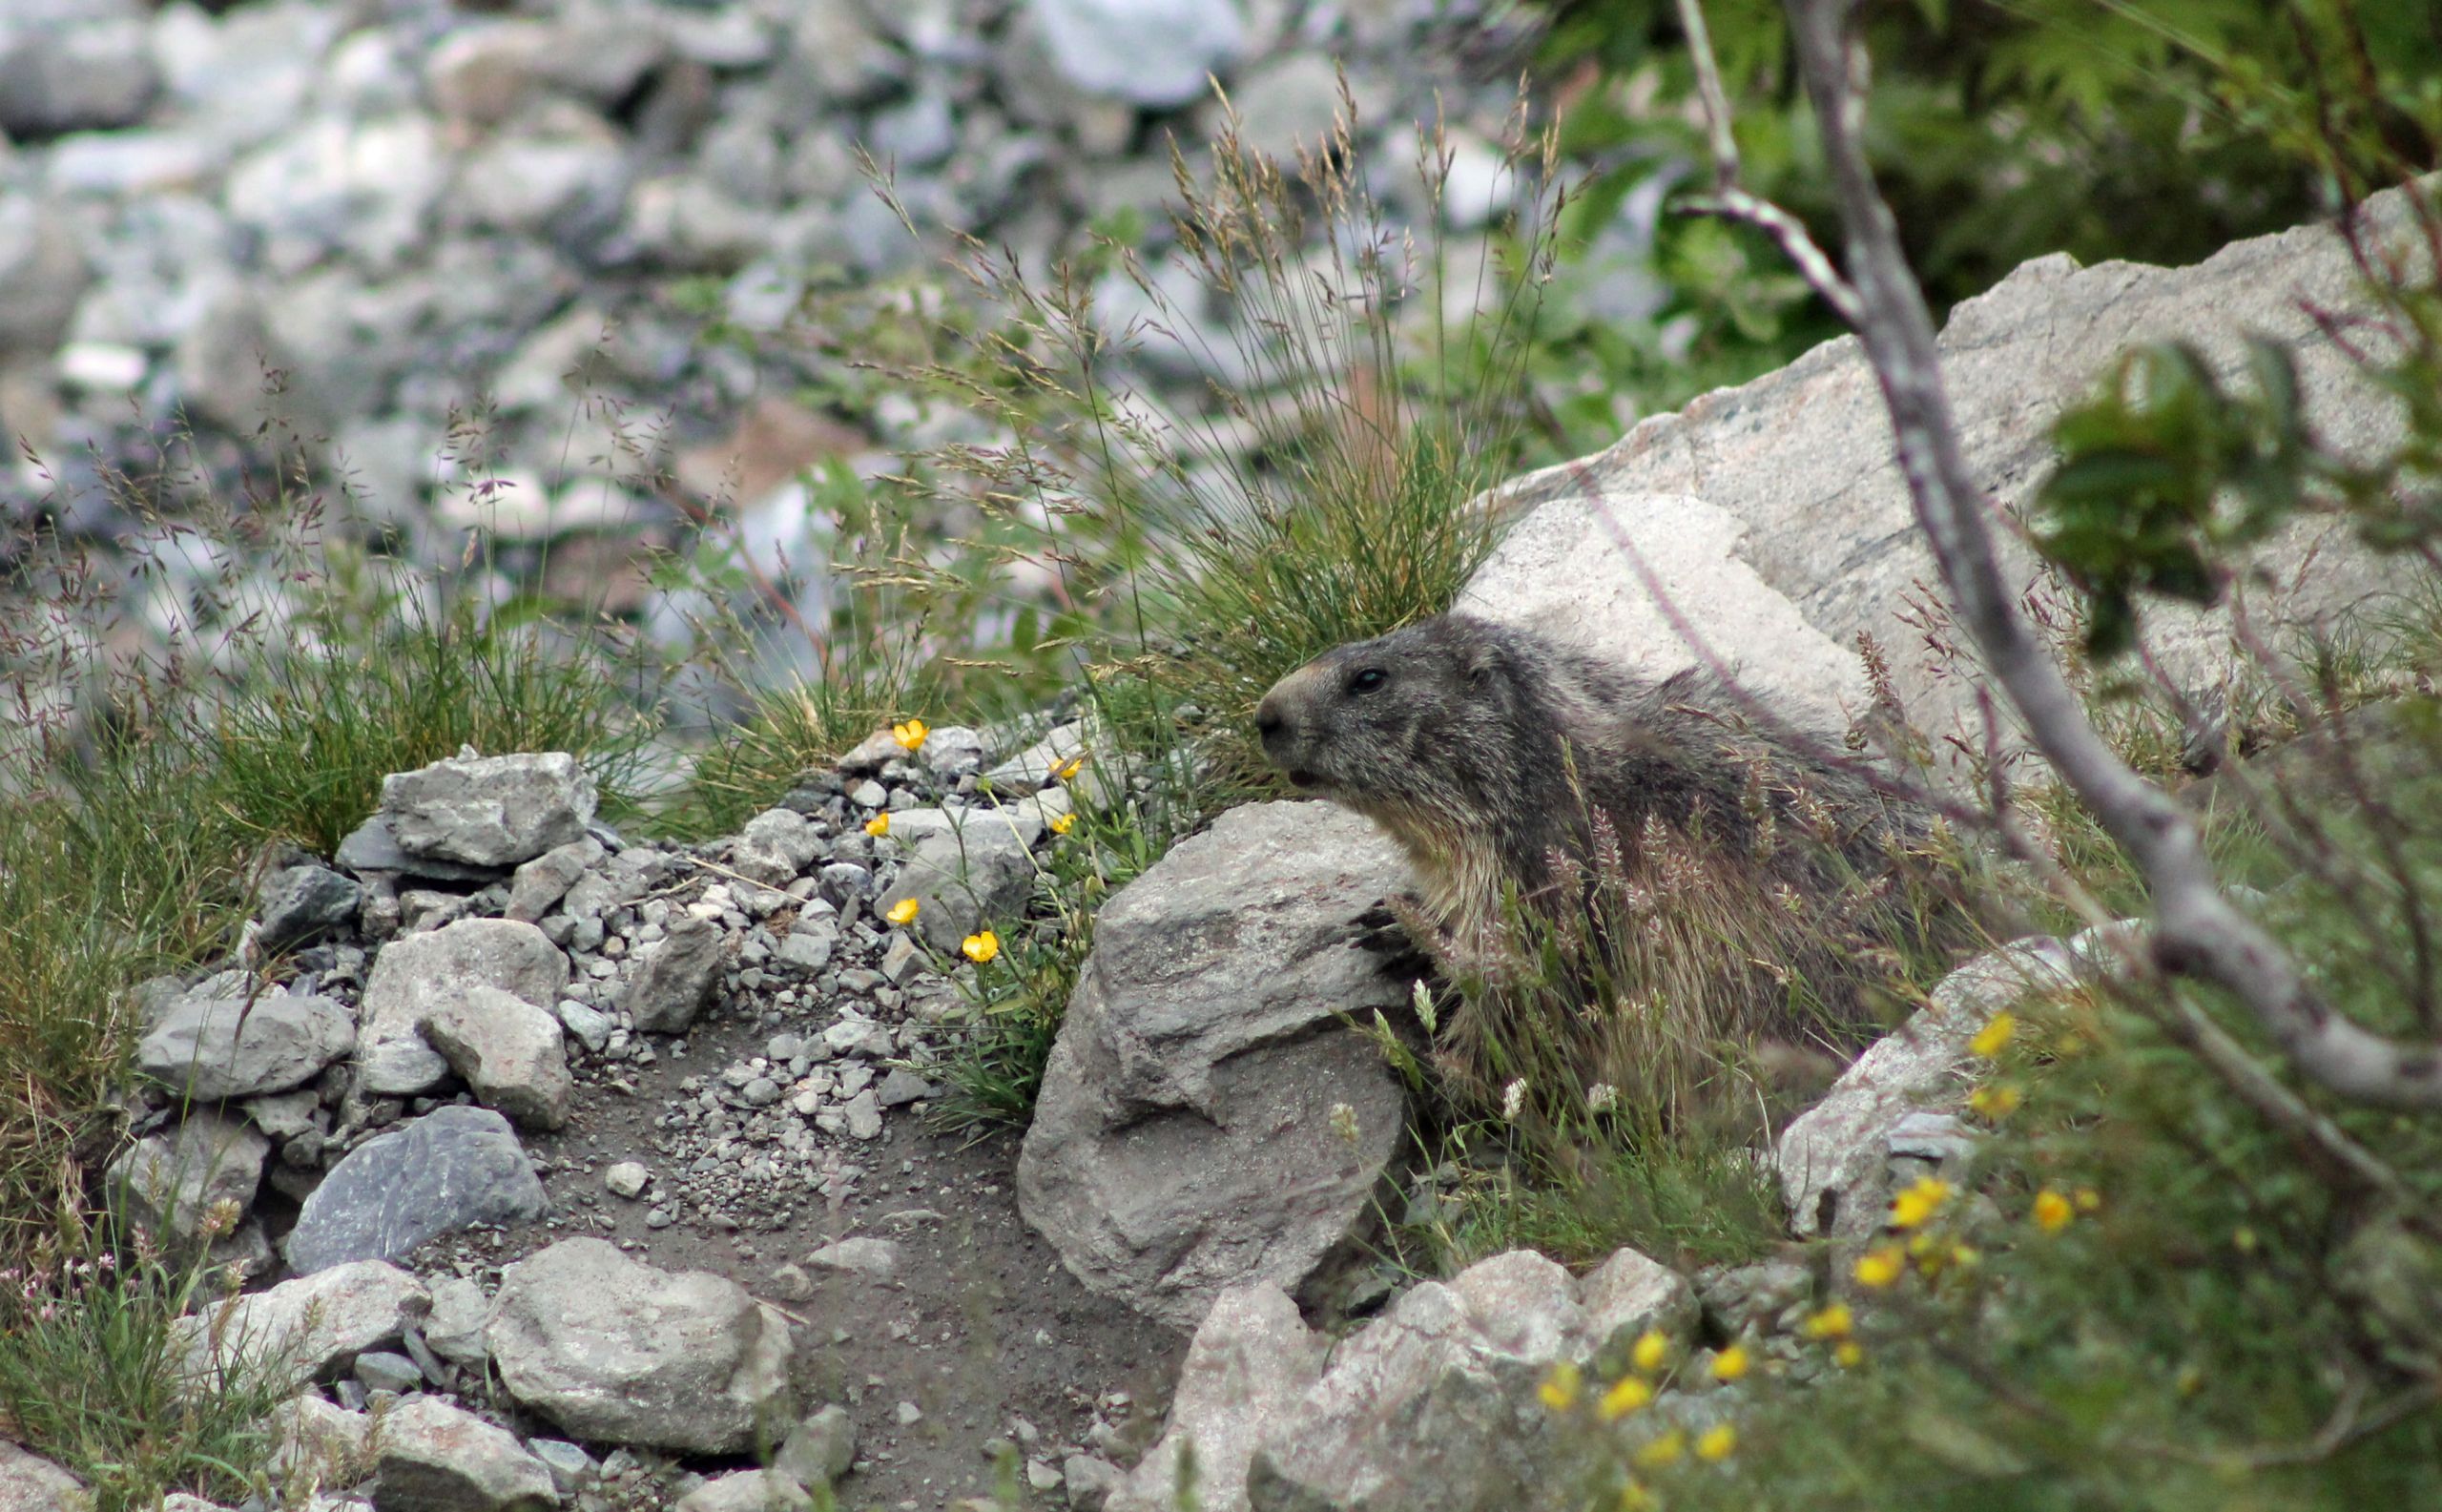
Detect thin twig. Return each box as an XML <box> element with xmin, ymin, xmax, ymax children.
<box><xmin>1669</xmin><ymin>0</ymin><xmax>1867</xmax><ymax>328</ymax></box>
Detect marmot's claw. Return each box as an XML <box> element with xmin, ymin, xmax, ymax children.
<box><xmin>1351</xmin><ymin>902</ymin><xmax>1404</xmax><ymax>950</ymax></box>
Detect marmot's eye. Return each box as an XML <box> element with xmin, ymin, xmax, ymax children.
<box><xmin>1349</xmin><ymin>667</ymin><xmax>1387</xmax><ymax>694</ymax></box>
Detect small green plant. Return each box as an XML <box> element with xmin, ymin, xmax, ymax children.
<box><xmin>0</xmin><ymin>1226</ymin><xmax>297</xmax><ymax>1511</ymax></box>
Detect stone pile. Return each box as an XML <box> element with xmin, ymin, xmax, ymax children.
<box><xmin>83</xmin><ymin>710</ymin><xmax>1136</xmax><ymax>1508</ymax></box>
<box><xmin>0</xmin><ymin>0</ymin><xmax>1529</xmax><ymax>672</ymax></box>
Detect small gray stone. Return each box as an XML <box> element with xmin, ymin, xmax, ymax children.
<box><xmin>554</xmin><ymin>999</ymin><xmax>613</xmax><ymax>1055</ymax></box>
<box><xmin>878</xmin><ymin>933</ymin><xmax>922</xmax><ymax>985</ymax></box>
<box><xmin>258</xmin><ymin>864</ymin><xmax>363</xmax><ymax>954</ymax></box>
<box><xmin>817</xmin><ymin>862</ymin><xmax>873</xmax><ymax>902</ymax></box>
<box><xmin>773</xmin><ymin>1403</ymin><xmax>857</xmax><ymax>1490</ymax></box>
<box><xmin>352</xmin><ymin>1349</ymin><xmax>424</xmax><ymax>1395</ymax></box>
<box><xmin>335</xmin><ymin>815</ymin><xmax>500</xmax><ymax>883</ymax></box>
<box><xmin>0</xmin><ymin>1440</ymin><xmax>84</xmax><ymax>1508</ymax></box>
<box><xmin>674</xmin><ymin>1468</ymin><xmax>813</xmax><ymax>1512</ymax></box>
<box><xmin>0</xmin><ymin>19</ymin><xmax>160</xmax><ymax>135</ymax></box>
<box><xmin>847</xmin><ymin>779</ymin><xmax>887</xmax><ymax>810</ymax></box>
<box><xmin>624</xmin><ymin>916</ymin><xmax>729</xmax><ymax>1034</ymax></box>
<box><xmin>841</xmin><ymin>1089</ymin><xmax>882</xmax><ymax>1141</ymax></box>
<box><xmin>242</xmin><ymin>1088</ymin><xmax>323</xmax><ymax>1141</ymax></box>
<box><xmin>424</xmin><ymin>985</ymin><xmax>573</xmax><ymax>1131</ymax></box>
<box><xmin>1065</xmin><ymin>1454</ymin><xmax>1122</xmax><ymax>1512</ymax></box>
<box><xmin>424</xmin><ymin>1277</ymin><xmax>491</xmax><ymax>1368</ymax></box>
<box><xmin>527</xmin><ymin>1440</ymin><xmax>596</xmax><ymax>1497</ymax></box>
<box><xmin>894</xmin><ymin>1400</ymin><xmax>922</xmax><ymax>1427</ymax></box>
<box><xmin>838</xmin><ymin>728</ymin><xmax>904</xmax><ymax>775</ymax></box>
<box><xmin>604</xmin><ymin>1162</ymin><xmax>651</xmax><ymax>1199</ymax></box>
<box><xmin>875</xmin><ymin>1068</ymin><xmax>934</xmax><ymax>1108</ymax></box>
<box><xmin>732</xmin><ymin>808</ymin><xmax>821</xmax><ymax>886</ymax></box>
<box><xmin>805</xmin><ymin>1236</ymin><xmax>899</xmax><ymax>1278</ymax></box>
<box><xmin>506</xmin><ymin>839</ymin><xmax>602</xmax><ymax>923</ymax></box>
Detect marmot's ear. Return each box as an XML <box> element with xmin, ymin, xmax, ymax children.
<box><xmin>1462</xmin><ymin>638</ymin><xmax>1506</xmax><ymax>689</ymax></box>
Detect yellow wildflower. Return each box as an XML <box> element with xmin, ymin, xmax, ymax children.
<box><xmin>885</xmin><ymin>898</ymin><xmax>921</xmax><ymax>926</ymax></box>
<box><xmin>1833</xmin><ymin>1340</ymin><xmax>1864</xmax><ymax>1369</ymax></box>
<box><xmin>1695</xmin><ymin>1424</ymin><xmax>1737</xmax><ymax>1462</ymax></box>
<box><xmin>1598</xmin><ymin>1375</ymin><xmax>1653</xmax><ymax>1421</ymax></box>
<box><xmin>1967</xmin><ymin>1084</ymin><xmax>2020</xmax><ymax>1120</ymax></box>
<box><xmin>2032</xmin><ymin>1189</ymin><xmax>2074</xmax><ymax>1232</ymax></box>
<box><xmin>863</xmin><ymin>813</ymin><xmax>890</xmax><ymax>838</ymax></box>
<box><xmin>891</xmin><ymin>718</ymin><xmax>929</xmax><ymax>751</ymax></box>
<box><xmin>1537</xmin><ymin>1361</ymin><xmax>1582</xmax><ymax>1412</ymax></box>
<box><xmin>1632</xmin><ymin>1431</ymin><xmax>1686</xmax><ymax>1470</ymax></box>
<box><xmin>1969</xmin><ymin>1010</ymin><xmax>2017</xmax><ymax>1058</ymax></box>
<box><xmin>1618</xmin><ymin>1483</ymin><xmax>1654</xmax><ymax>1512</ymax></box>
<box><xmin>1889</xmin><ymin>1175</ymin><xmax>1953</xmax><ymax>1231</ymax></box>
<box><xmin>2074</xmin><ymin>1187</ymin><xmax>2101</xmax><ymax>1212</ymax></box>
<box><xmin>1049</xmin><ymin>811</ymin><xmax>1077</xmax><ymax>836</ymax></box>
<box><xmin>961</xmin><ymin>930</ymin><xmax>1000</xmax><ymax>964</ymax></box>
<box><xmin>1800</xmin><ymin>1303</ymin><xmax>1852</xmax><ymax>1340</ymax></box>
<box><xmin>1052</xmin><ymin>754</ymin><xmax>1086</xmax><ymax>781</ymax></box>
<box><xmin>1631</xmin><ymin>1329</ymin><xmax>1671</xmax><ymax>1375</ymax></box>
<box><xmin>1854</xmin><ymin>1245</ymin><xmax>1905</xmax><ymax>1289</ymax></box>
<box><xmin>1709</xmin><ymin>1343</ymin><xmax>1750</xmax><ymax>1382</ymax></box>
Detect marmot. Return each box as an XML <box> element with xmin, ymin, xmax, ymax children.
<box><xmin>1255</xmin><ymin>613</ymin><xmax>1964</xmax><ymax>1075</ymax></box>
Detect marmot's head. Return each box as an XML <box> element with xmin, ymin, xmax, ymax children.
<box><xmin>1254</xmin><ymin>614</ymin><xmax>1534</xmax><ymax>820</ymax></box>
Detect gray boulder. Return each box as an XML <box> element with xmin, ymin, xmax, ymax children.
<box><xmin>106</xmin><ymin>1109</ymin><xmax>269</xmax><ymax>1251</ymax></box>
<box><xmin>486</xmin><ymin>1238</ymin><xmax>795</xmax><ymax>1454</ymax></box>
<box><xmin>1472</xmin><ymin>184</ymin><xmax>2434</xmax><ymax>776</ymax></box>
<box><xmin>424</xmin><ymin>986</ymin><xmax>573</xmax><ymax>1130</ymax></box>
<box><xmin>285</xmin><ymin>1107</ymin><xmax>546</xmax><ymax>1274</ymax></box>
<box><xmin>1017</xmin><ymin>801</ymin><xmax>1412</xmax><ymax>1329</ymax></box>
<box><xmin>358</xmin><ymin>918</ymin><xmax>569</xmax><ymax>1096</ymax></box>
<box><xmin>623</xmin><ymin>914</ymin><xmax>730</xmax><ymax>1034</ymax></box>
<box><xmin>370</xmin><ymin>1397</ymin><xmax>558</xmax><ymax>1512</ymax></box>
<box><xmin>1116</xmin><ymin>1248</ymin><xmax>1693</xmax><ymax>1512</ymax></box>
<box><xmin>177</xmin><ymin>1259</ymin><xmax>429</xmax><ymax>1384</ymax></box>
<box><xmin>1243</xmin><ymin>1249</ymin><xmax>1698</xmax><ymax>1512</ymax></box>
<box><xmin>135</xmin><ymin>989</ymin><xmax>354</xmax><ymax>1101</ymax></box>
<box><xmin>378</xmin><ymin>752</ymin><xmax>597</xmax><ymax>868</ymax></box>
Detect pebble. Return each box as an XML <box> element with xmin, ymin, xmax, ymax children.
<box><xmin>605</xmin><ymin>1162</ymin><xmax>651</xmax><ymax>1199</ymax></box>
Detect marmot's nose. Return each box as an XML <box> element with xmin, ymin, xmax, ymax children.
<box><xmin>1253</xmin><ymin>694</ymin><xmax>1286</xmax><ymax>745</ymax></box>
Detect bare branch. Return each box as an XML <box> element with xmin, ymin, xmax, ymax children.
<box><xmin>1670</xmin><ymin>0</ymin><xmax>1866</xmax><ymax>328</ymax></box>
<box><xmin>1763</xmin><ymin>0</ymin><xmax>2441</xmax><ymax>1107</ymax></box>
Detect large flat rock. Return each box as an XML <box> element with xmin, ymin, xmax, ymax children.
<box><xmin>1476</xmin><ymin>186</ymin><xmax>2433</xmax><ymax>777</ymax></box>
